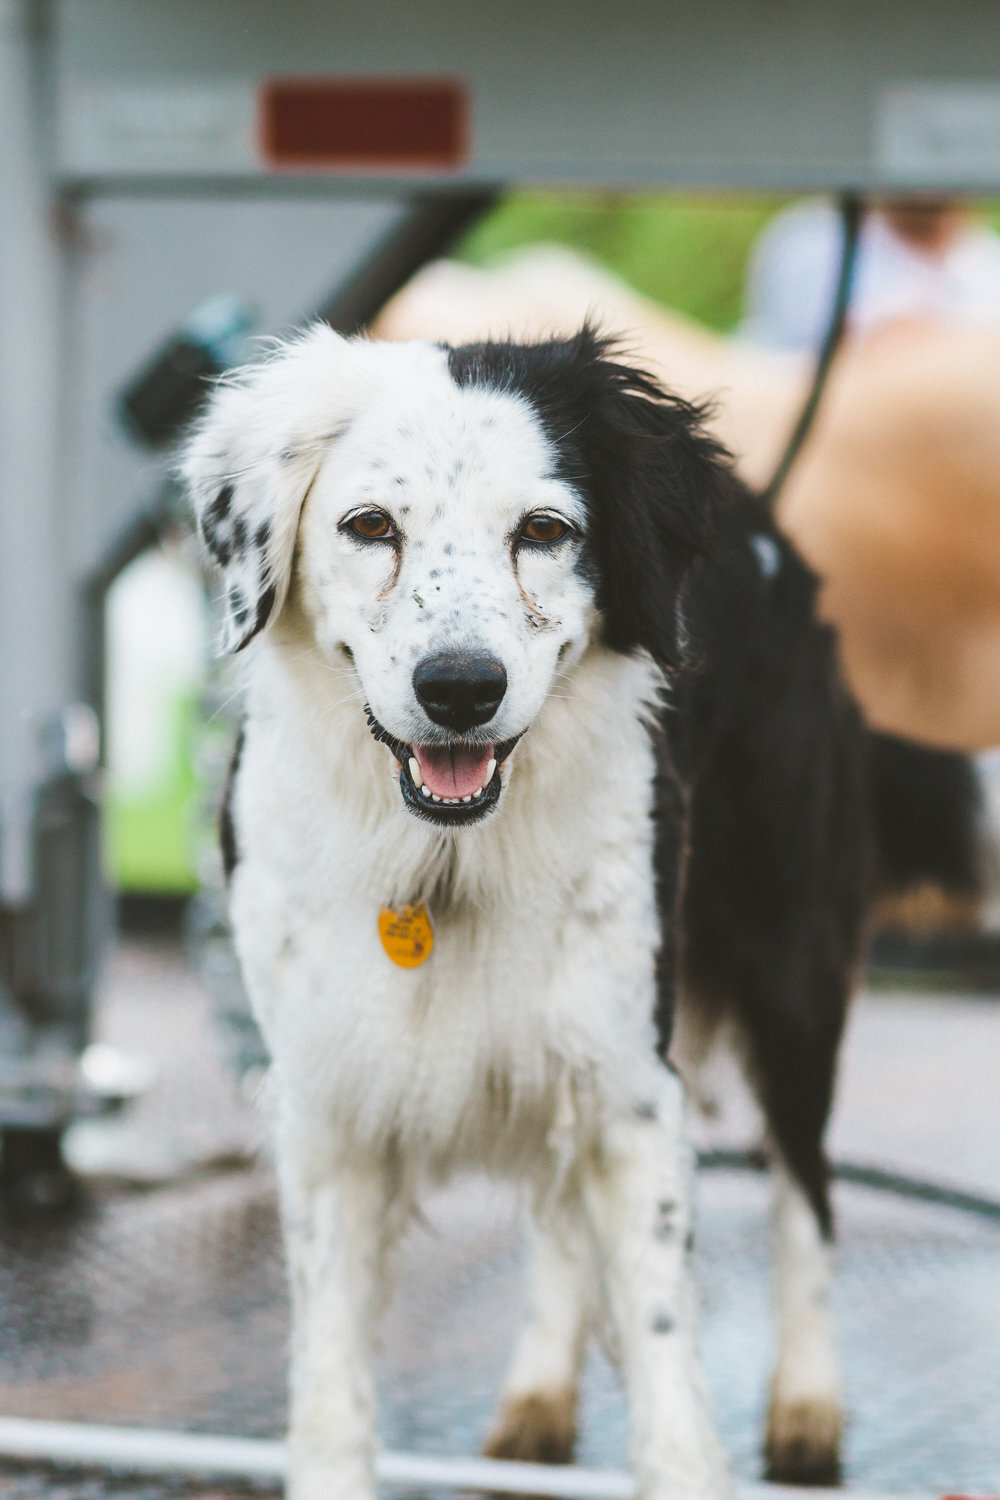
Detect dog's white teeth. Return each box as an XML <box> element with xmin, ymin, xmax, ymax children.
<box><xmin>408</xmin><ymin>757</ymin><xmax>421</xmax><ymax>786</ymax></box>
<box><xmin>462</xmin><ymin>794</ymin><xmax>472</xmax><ymax>803</ymax></box>
<box><xmin>431</xmin><ymin>793</ymin><xmax>442</xmax><ymax>802</ymax></box>
<box><xmin>420</xmin><ymin>785</ymin><xmax>431</xmax><ymax>798</ymax></box>
<box><xmin>485</xmin><ymin>758</ymin><xmax>497</xmax><ymax>785</ymax></box>
<box><xmin>472</xmin><ymin>786</ymin><xmax>483</xmax><ymax>798</ymax></box>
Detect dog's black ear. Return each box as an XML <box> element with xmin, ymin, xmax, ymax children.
<box><xmin>572</xmin><ymin>331</ymin><xmax>738</xmax><ymax>673</ymax></box>
<box><xmin>450</xmin><ymin>326</ymin><xmax>738</xmax><ymax>674</ymax></box>
<box><xmin>182</xmin><ymin>324</ymin><xmax>353</xmax><ymax>654</ymax></box>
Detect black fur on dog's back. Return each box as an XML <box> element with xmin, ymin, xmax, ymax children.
<box><xmin>664</xmin><ymin>497</ymin><xmax>873</xmax><ymax>1237</ymax></box>
<box><xmin>659</xmin><ymin>493</ymin><xmax>985</xmax><ymax>1238</ymax></box>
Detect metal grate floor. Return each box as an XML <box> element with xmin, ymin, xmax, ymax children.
<box><xmin>0</xmin><ymin>940</ymin><xmax>995</xmax><ymax>1497</ymax></box>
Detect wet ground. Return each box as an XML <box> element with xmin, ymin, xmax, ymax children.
<box><xmin>0</xmin><ymin>938</ymin><xmax>997</xmax><ymax>1497</ymax></box>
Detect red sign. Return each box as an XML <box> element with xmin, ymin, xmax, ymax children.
<box><xmin>258</xmin><ymin>77</ymin><xmax>468</xmax><ymax>171</ymax></box>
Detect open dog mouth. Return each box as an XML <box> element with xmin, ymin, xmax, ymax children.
<box><xmin>365</xmin><ymin>708</ymin><xmax>522</xmax><ymax>826</ymax></box>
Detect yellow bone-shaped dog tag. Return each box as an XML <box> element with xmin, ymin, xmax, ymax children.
<box><xmin>378</xmin><ymin>901</ymin><xmax>434</xmax><ymax>968</ymax></box>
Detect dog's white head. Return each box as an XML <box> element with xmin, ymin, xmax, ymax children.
<box><xmin>184</xmin><ymin>325</ymin><xmax>733</xmax><ymax>828</ymax></box>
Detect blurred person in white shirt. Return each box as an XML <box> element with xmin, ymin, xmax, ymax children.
<box><xmin>742</xmin><ymin>196</ymin><xmax>1000</xmax><ymax>349</ymax></box>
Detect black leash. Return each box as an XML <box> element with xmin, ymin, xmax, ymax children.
<box><xmin>698</xmin><ymin>1147</ymin><xmax>1000</xmax><ymax>1223</ymax></box>
<box><xmin>762</xmin><ymin>192</ymin><xmax>864</xmax><ymax>507</ymax></box>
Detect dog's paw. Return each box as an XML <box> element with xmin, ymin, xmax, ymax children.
<box><xmin>764</xmin><ymin>1394</ymin><xmax>842</xmax><ymax>1486</ymax></box>
<box><xmin>484</xmin><ymin>1389</ymin><xmax>576</xmax><ymax>1465</ymax></box>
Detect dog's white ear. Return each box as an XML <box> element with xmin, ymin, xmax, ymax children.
<box><xmin>182</xmin><ymin>323</ymin><xmax>351</xmax><ymax>654</ymax></box>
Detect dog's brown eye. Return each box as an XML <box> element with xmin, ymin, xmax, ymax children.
<box><xmin>347</xmin><ymin>510</ymin><xmax>394</xmax><ymax>540</ymax></box>
<box><xmin>520</xmin><ymin>515</ymin><xmax>569</xmax><ymax>545</ymax></box>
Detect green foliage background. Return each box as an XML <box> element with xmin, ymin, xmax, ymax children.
<box><xmin>459</xmin><ymin>191</ymin><xmax>789</xmax><ymax>332</ymax></box>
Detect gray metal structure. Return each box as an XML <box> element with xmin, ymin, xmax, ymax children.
<box><xmin>54</xmin><ymin>0</ymin><xmax>1000</xmax><ymax>193</ymax></box>
<box><xmin>2</xmin><ymin>0</ymin><xmax>1000</xmax><ymax>1160</ymax></box>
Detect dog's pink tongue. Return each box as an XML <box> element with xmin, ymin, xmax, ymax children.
<box><xmin>415</xmin><ymin>744</ymin><xmax>493</xmax><ymax>798</ymax></box>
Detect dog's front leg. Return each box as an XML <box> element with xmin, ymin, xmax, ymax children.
<box><xmin>581</xmin><ymin>1066</ymin><xmax>731</xmax><ymax>1500</ymax></box>
<box><xmin>277</xmin><ymin>1127</ymin><xmax>402</xmax><ymax>1500</ymax></box>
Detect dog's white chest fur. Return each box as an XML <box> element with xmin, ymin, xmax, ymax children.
<box><xmin>230</xmin><ymin>634</ymin><xmax>665</xmax><ymax>1174</ymax></box>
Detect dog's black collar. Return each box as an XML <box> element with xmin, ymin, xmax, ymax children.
<box><xmin>363</xmin><ymin>706</ymin><xmax>523</xmax><ymax>827</ymax></box>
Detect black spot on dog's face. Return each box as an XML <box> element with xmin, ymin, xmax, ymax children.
<box><xmin>202</xmin><ymin>485</ymin><xmax>236</xmax><ymax>564</ymax></box>
<box><xmin>210</xmin><ymin>534</ymin><xmax>233</xmax><ymax>566</ymax></box>
<box><xmin>633</xmin><ymin>1100</ymin><xmax>658</xmax><ymax>1122</ymax></box>
<box><xmin>650</xmin><ymin>1311</ymin><xmax>675</xmax><ymax>1335</ymax></box>
<box><xmin>206</xmin><ymin>484</ymin><xmax>233</xmax><ymax>527</ymax></box>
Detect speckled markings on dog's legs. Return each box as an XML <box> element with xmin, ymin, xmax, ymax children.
<box><xmin>581</xmin><ymin>1069</ymin><xmax>732</xmax><ymax>1500</ymax></box>
<box><xmin>278</xmin><ymin>1131</ymin><xmax>407</xmax><ymax>1500</ymax></box>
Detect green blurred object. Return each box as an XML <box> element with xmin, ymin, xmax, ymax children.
<box><xmin>459</xmin><ymin>192</ymin><xmax>789</xmax><ymax>332</ymax></box>
<box><xmin>105</xmin><ymin>692</ymin><xmax>201</xmax><ymax>894</ymax></box>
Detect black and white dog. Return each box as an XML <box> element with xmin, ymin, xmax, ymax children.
<box><xmin>184</xmin><ymin>325</ymin><xmax>971</xmax><ymax>1498</ymax></box>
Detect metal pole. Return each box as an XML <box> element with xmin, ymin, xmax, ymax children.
<box><xmin>0</xmin><ymin>1</ymin><xmax>105</xmax><ymax>1174</ymax></box>
<box><xmin>0</xmin><ymin>1420</ymin><xmax>635</xmax><ymax>1496</ymax></box>
<box><xmin>0</xmin><ymin>0</ymin><xmax>66</xmax><ymax>904</ymax></box>
<box><xmin>0</xmin><ymin>1416</ymin><xmax>931</xmax><ymax>1500</ymax></box>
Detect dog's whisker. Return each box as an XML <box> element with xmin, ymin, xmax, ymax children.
<box><xmin>301</xmin><ymin>696</ymin><xmax>364</xmax><ymax>737</ymax></box>
<box><xmin>205</xmin><ymin>685</ymin><xmax>251</xmax><ymax>728</ymax></box>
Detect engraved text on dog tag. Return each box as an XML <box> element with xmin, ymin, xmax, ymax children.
<box><xmin>378</xmin><ymin>901</ymin><xmax>434</xmax><ymax>967</ymax></box>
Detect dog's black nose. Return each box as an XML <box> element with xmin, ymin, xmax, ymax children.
<box><xmin>413</xmin><ymin>652</ymin><xmax>508</xmax><ymax>731</ymax></box>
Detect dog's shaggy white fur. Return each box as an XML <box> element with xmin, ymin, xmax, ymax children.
<box><xmin>185</xmin><ymin>326</ymin><xmax>737</xmax><ymax>1500</ymax></box>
